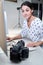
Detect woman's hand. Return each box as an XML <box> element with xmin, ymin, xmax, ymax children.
<box><xmin>26</xmin><ymin>42</ymin><xmax>39</xmax><ymax>47</ymax></box>
<box><xmin>6</xmin><ymin>37</ymin><xmax>14</xmax><ymax>42</ymax></box>
<box><xmin>26</xmin><ymin>41</ymin><xmax>43</xmax><ymax>47</ymax></box>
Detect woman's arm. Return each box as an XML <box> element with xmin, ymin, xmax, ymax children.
<box><xmin>7</xmin><ymin>34</ymin><xmax>22</xmax><ymax>41</ymax></box>
<box><xmin>26</xmin><ymin>41</ymin><xmax>43</xmax><ymax>47</ymax></box>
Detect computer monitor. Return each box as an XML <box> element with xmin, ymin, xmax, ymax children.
<box><xmin>0</xmin><ymin>0</ymin><xmax>7</xmax><ymax>54</ymax></box>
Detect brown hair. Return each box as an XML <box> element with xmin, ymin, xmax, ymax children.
<box><xmin>21</xmin><ymin>1</ymin><xmax>34</xmax><ymax>10</ymax></box>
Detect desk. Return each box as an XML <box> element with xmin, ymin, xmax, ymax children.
<box><xmin>6</xmin><ymin>29</ymin><xmax>43</xmax><ymax>65</ymax></box>
<box><xmin>0</xmin><ymin>45</ymin><xmax>43</xmax><ymax>65</ymax></box>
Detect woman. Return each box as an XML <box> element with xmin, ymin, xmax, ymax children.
<box><xmin>7</xmin><ymin>1</ymin><xmax>43</xmax><ymax>47</ymax></box>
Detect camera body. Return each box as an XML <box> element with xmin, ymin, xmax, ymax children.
<box><xmin>10</xmin><ymin>40</ymin><xmax>29</xmax><ymax>63</ymax></box>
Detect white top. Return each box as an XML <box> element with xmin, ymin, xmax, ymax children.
<box><xmin>20</xmin><ymin>18</ymin><xmax>43</xmax><ymax>42</ymax></box>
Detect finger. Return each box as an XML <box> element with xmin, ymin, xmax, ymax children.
<box><xmin>26</xmin><ymin>43</ymin><xmax>33</xmax><ymax>47</ymax></box>
<box><xmin>26</xmin><ymin>44</ymin><xmax>31</xmax><ymax>47</ymax></box>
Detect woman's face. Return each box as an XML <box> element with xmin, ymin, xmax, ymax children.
<box><xmin>21</xmin><ymin>5</ymin><xmax>33</xmax><ymax>20</ymax></box>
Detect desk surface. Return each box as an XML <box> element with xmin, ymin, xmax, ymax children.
<box><xmin>0</xmin><ymin>46</ymin><xmax>43</xmax><ymax>65</ymax></box>
<box><xmin>2</xmin><ymin>29</ymin><xmax>43</xmax><ymax>65</ymax></box>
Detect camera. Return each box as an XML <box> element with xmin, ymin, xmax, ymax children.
<box><xmin>10</xmin><ymin>40</ymin><xmax>29</xmax><ymax>63</ymax></box>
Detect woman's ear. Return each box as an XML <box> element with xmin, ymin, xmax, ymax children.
<box><xmin>32</xmin><ymin>10</ymin><xmax>34</xmax><ymax>13</ymax></box>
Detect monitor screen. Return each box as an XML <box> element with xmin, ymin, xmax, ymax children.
<box><xmin>0</xmin><ymin>0</ymin><xmax>7</xmax><ymax>54</ymax></box>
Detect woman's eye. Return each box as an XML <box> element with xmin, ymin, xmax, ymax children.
<box><xmin>21</xmin><ymin>9</ymin><xmax>29</xmax><ymax>13</ymax></box>
<box><xmin>26</xmin><ymin>9</ymin><xmax>29</xmax><ymax>12</ymax></box>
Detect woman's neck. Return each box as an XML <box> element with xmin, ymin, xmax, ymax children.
<box><xmin>27</xmin><ymin>15</ymin><xmax>36</xmax><ymax>27</ymax></box>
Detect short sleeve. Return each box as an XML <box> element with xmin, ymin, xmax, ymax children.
<box><xmin>40</xmin><ymin>22</ymin><xmax>43</xmax><ymax>41</ymax></box>
<box><xmin>30</xmin><ymin>18</ymin><xmax>43</xmax><ymax>42</ymax></box>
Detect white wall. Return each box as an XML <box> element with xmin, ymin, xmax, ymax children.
<box><xmin>4</xmin><ymin>0</ymin><xmax>31</xmax><ymax>29</ymax></box>
<box><xmin>4</xmin><ymin>1</ymin><xmax>18</xmax><ymax>29</ymax></box>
